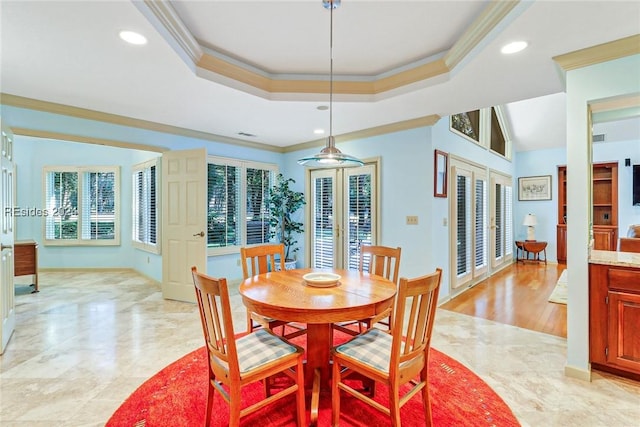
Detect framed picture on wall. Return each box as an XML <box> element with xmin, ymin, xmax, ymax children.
<box><xmin>434</xmin><ymin>149</ymin><xmax>448</xmax><ymax>198</ymax></box>
<box><xmin>518</xmin><ymin>175</ymin><xmax>552</xmax><ymax>201</ymax></box>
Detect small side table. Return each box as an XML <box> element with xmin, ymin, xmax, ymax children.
<box><xmin>14</xmin><ymin>240</ymin><xmax>39</xmax><ymax>292</ymax></box>
<box><xmin>515</xmin><ymin>240</ymin><xmax>547</xmax><ymax>264</ymax></box>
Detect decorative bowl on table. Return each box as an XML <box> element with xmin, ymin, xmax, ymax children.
<box><xmin>302</xmin><ymin>272</ymin><xmax>341</xmax><ymax>287</ymax></box>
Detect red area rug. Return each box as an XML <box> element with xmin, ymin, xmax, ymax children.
<box><xmin>107</xmin><ymin>331</ymin><xmax>520</xmax><ymax>426</ymax></box>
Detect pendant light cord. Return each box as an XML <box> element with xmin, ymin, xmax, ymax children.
<box><xmin>329</xmin><ymin>0</ymin><xmax>334</xmax><ymax>146</ymax></box>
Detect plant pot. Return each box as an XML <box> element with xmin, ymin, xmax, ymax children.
<box><xmin>275</xmin><ymin>259</ymin><xmax>297</xmax><ymax>271</ymax></box>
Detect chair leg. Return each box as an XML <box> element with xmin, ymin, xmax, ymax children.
<box><xmin>295</xmin><ymin>359</ymin><xmax>306</xmax><ymax>427</ymax></box>
<box><xmin>421</xmin><ymin>368</ymin><xmax>433</xmax><ymax>426</ymax></box>
<box><xmin>331</xmin><ymin>357</ymin><xmax>341</xmax><ymax>426</ymax></box>
<box><xmin>246</xmin><ymin>310</ymin><xmax>253</xmax><ymax>333</ymax></box>
<box><xmin>229</xmin><ymin>384</ymin><xmax>242</xmax><ymax>426</ymax></box>
<box><xmin>389</xmin><ymin>382</ymin><xmax>401</xmax><ymax>427</ymax></box>
<box><xmin>205</xmin><ymin>378</ymin><xmax>215</xmax><ymax>427</ymax></box>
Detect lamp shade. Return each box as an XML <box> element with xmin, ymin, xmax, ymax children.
<box><xmin>523</xmin><ymin>214</ymin><xmax>537</xmax><ymax>226</ymax></box>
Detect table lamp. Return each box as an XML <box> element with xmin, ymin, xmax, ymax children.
<box><xmin>523</xmin><ymin>213</ymin><xmax>537</xmax><ymax>241</ymax></box>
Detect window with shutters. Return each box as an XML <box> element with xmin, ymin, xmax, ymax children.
<box><xmin>207</xmin><ymin>156</ymin><xmax>277</xmax><ymax>254</ymax></box>
<box><xmin>132</xmin><ymin>159</ymin><xmax>159</xmax><ymax>253</ymax></box>
<box><xmin>43</xmin><ymin>166</ymin><xmax>119</xmax><ymax>246</ymax></box>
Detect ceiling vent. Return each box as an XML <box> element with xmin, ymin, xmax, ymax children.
<box><xmin>592</xmin><ymin>133</ymin><xmax>606</xmax><ymax>143</ymax></box>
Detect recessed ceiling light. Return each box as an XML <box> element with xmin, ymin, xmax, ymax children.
<box><xmin>317</xmin><ymin>105</ymin><xmax>329</xmax><ymax>111</ymax></box>
<box><xmin>119</xmin><ymin>30</ymin><xmax>147</xmax><ymax>45</ymax></box>
<box><xmin>501</xmin><ymin>41</ymin><xmax>528</xmax><ymax>54</ymax></box>
<box><xmin>314</xmin><ymin>129</ymin><xmax>325</xmax><ymax>135</ymax></box>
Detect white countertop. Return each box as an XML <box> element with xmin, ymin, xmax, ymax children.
<box><xmin>589</xmin><ymin>249</ymin><xmax>640</xmax><ymax>268</ymax></box>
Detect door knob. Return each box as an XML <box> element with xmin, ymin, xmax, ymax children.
<box><xmin>193</xmin><ymin>231</ymin><xmax>205</xmax><ymax>237</ymax></box>
<box><xmin>1</xmin><ymin>244</ymin><xmax>13</xmax><ymax>251</ymax></box>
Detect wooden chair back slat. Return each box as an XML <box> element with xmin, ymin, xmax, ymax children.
<box><xmin>360</xmin><ymin>245</ymin><xmax>401</xmax><ymax>284</ymax></box>
<box><xmin>391</xmin><ymin>268</ymin><xmax>442</xmax><ymax>365</ymax></box>
<box><xmin>191</xmin><ymin>267</ymin><xmax>240</xmax><ymax>377</ymax></box>
<box><xmin>240</xmin><ymin>244</ymin><xmax>286</xmax><ymax>279</ymax></box>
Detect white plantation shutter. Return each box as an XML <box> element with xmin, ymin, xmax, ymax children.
<box><xmin>491</xmin><ymin>172</ymin><xmax>513</xmax><ymax>269</ymax></box>
<box><xmin>345</xmin><ymin>169</ymin><xmax>373</xmax><ymax>270</ymax></box>
<box><xmin>44</xmin><ymin>166</ymin><xmax>119</xmax><ymax>245</ymax></box>
<box><xmin>504</xmin><ymin>185</ymin><xmax>513</xmax><ymax>256</ymax></box>
<box><xmin>495</xmin><ymin>182</ymin><xmax>503</xmax><ymax>259</ymax></box>
<box><xmin>456</xmin><ymin>173</ymin><xmax>472</xmax><ymax>278</ymax></box>
<box><xmin>245</xmin><ymin>168</ymin><xmax>273</xmax><ymax>245</ymax></box>
<box><xmin>475</xmin><ymin>178</ymin><xmax>487</xmax><ymax>269</ymax></box>
<box><xmin>207</xmin><ymin>162</ymin><xmax>241</xmax><ymax>248</ymax></box>
<box><xmin>312</xmin><ymin>173</ymin><xmax>335</xmax><ymax>268</ymax></box>
<box><xmin>132</xmin><ymin>160</ymin><xmax>159</xmax><ymax>252</ymax></box>
<box><xmin>45</xmin><ymin>171</ymin><xmax>78</xmax><ymax>240</ymax></box>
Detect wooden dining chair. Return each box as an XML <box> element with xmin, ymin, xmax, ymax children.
<box><xmin>333</xmin><ymin>245</ymin><xmax>401</xmax><ymax>336</ymax></box>
<box><xmin>191</xmin><ymin>267</ymin><xmax>306</xmax><ymax>427</ymax></box>
<box><xmin>240</xmin><ymin>243</ymin><xmax>307</xmax><ymax>339</ymax></box>
<box><xmin>331</xmin><ymin>268</ymin><xmax>442</xmax><ymax>427</ymax></box>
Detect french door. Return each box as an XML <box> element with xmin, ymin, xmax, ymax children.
<box><xmin>490</xmin><ymin>171</ymin><xmax>513</xmax><ymax>270</ymax></box>
<box><xmin>450</xmin><ymin>158</ymin><xmax>488</xmax><ymax>292</ymax></box>
<box><xmin>308</xmin><ymin>163</ymin><xmax>377</xmax><ymax>269</ymax></box>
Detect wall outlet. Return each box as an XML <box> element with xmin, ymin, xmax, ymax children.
<box><xmin>406</xmin><ymin>215</ymin><xmax>418</xmax><ymax>225</ymax></box>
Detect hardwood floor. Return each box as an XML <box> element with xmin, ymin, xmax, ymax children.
<box><xmin>440</xmin><ymin>262</ymin><xmax>567</xmax><ymax>338</ymax></box>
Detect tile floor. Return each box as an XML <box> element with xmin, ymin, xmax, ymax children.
<box><xmin>1</xmin><ymin>270</ymin><xmax>639</xmax><ymax>426</ymax></box>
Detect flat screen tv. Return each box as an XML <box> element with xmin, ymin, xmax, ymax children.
<box><xmin>634</xmin><ymin>165</ymin><xmax>640</xmax><ymax>206</ymax></box>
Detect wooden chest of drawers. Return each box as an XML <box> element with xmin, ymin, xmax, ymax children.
<box><xmin>14</xmin><ymin>240</ymin><xmax>38</xmax><ymax>292</ymax></box>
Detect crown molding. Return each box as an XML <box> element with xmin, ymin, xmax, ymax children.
<box><xmin>142</xmin><ymin>0</ymin><xmax>520</xmax><ymax>99</ymax></box>
<box><xmin>284</xmin><ymin>114</ymin><xmax>441</xmax><ymax>153</ymax></box>
<box><xmin>0</xmin><ymin>93</ymin><xmax>282</xmax><ymax>153</ymax></box>
<box><xmin>444</xmin><ymin>1</ymin><xmax>522</xmax><ymax>70</ymax></box>
<box><xmin>553</xmin><ymin>34</ymin><xmax>640</xmax><ymax>71</ymax></box>
<box><xmin>2</xmin><ymin>93</ymin><xmax>439</xmax><ymax>154</ymax></box>
<box><xmin>132</xmin><ymin>0</ymin><xmax>203</xmax><ymax>65</ymax></box>
<box><xmin>11</xmin><ymin>128</ymin><xmax>168</xmax><ymax>153</ymax></box>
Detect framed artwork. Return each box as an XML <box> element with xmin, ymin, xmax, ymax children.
<box><xmin>434</xmin><ymin>149</ymin><xmax>448</xmax><ymax>198</ymax></box>
<box><xmin>518</xmin><ymin>175</ymin><xmax>552</xmax><ymax>201</ymax></box>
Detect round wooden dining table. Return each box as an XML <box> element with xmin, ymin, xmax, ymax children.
<box><xmin>239</xmin><ymin>267</ymin><xmax>396</xmax><ymax>424</ymax></box>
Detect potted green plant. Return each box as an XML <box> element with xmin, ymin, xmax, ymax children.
<box><xmin>269</xmin><ymin>173</ymin><xmax>306</xmax><ymax>269</ymax></box>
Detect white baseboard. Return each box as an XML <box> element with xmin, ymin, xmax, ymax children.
<box><xmin>564</xmin><ymin>364</ymin><xmax>592</xmax><ymax>381</ymax></box>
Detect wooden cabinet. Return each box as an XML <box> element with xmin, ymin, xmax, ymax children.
<box><xmin>14</xmin><ymin>240</ymin><xmax>38</xmax><ymax>292</ymax></box>
<box><xmin>557</xmin><ymin>162</ymin><xmax>618</xmax><ymax>263</ymax></box>
<box><xmin>589</xmin><ymin>263</ymin><xmax>640</xmax><ymax>379</ymax></box>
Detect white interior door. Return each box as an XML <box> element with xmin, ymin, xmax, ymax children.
<box><xmin>1</xmin><ymin>125</ymin><xmax>16</xmax><ymax>354</ymax></box>
<box><xmin>308</xmin><ymin>163</ymin><xmax>376</xmax><ymax>269</ymax></box>
<box><xmin>162</xmin><ymin>148</ymin><xmax>207</xmax><ymax>302</ymax></box>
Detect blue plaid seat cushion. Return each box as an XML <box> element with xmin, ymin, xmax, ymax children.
<box><xmin>335</xmin><ymin>328</ymin><xmax>393</xmax><ymax>373</ymax></box>
<box><xmin>236</xmin><ymin>328</ymin><xmax>297</xmax><ymax>373</ymax></box>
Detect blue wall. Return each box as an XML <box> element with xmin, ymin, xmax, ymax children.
<box><xmin>9</xmin><ymin>101</ymin><xmax>635</xmax><ymax>297</ymax></box>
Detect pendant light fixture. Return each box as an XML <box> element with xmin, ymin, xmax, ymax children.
<box><xmin>298</xmin><ymin>0</ymin><xmax>364</xmax><ymax>168</ymax></box>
